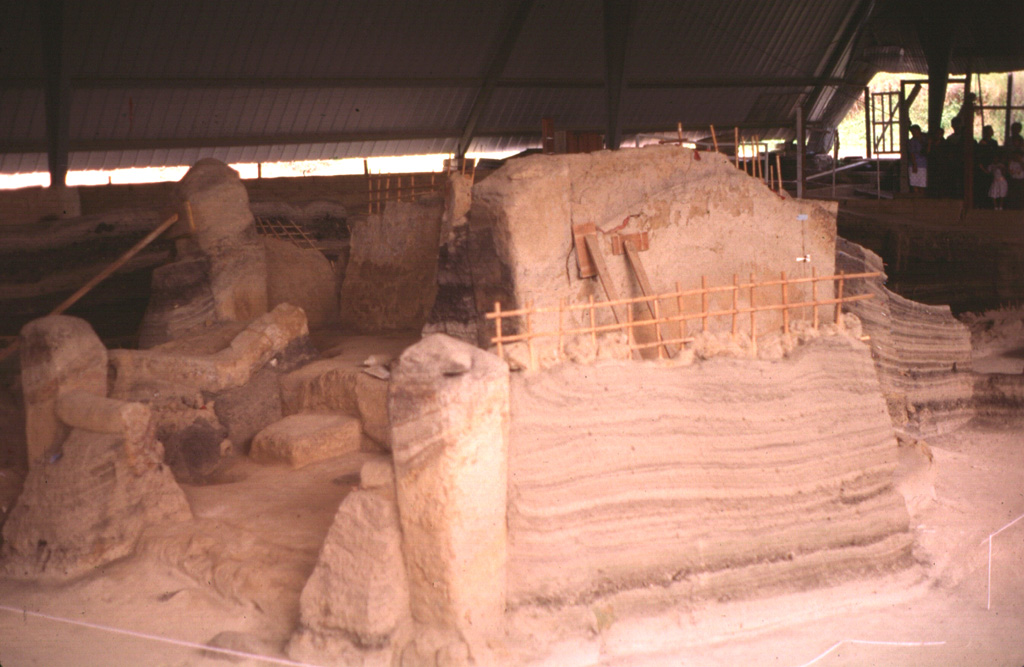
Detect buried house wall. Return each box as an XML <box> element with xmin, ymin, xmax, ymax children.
<box><xmin>468</xmin><ymin>145</ymin><xmax>839</xmax><ymax>349</ymax></box>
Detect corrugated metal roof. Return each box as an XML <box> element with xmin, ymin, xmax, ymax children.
<box><xmin>2</xmin><ymin>0</ymin><xmax>1023</xmax><ymax>175</ymax></box>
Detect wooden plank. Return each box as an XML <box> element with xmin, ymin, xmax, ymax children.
<box><xmin>623</xmin><ymin>239</ymin><xmax>657</xmax><ymax>320</ymax></box>
<box><xmin>573</xmin><ymin>222</ymin><xmax>597</xmax><ymax>278</ymax></box>
<box><xmin>611</xmin><ymin>231</ymin><xmax>649</xmax><ymax>255</ymax></box>
<box><xmin>0</xmin><ymin>210</ymin><xmax>182</xmax><ymax>364</ymax></box>
<box><xmin>584</xmin><ymin>234</ymin><xmax>627</xmax><ymax>324</ymax></box>
<box><xmin>624</xmin><ymin>238</ymin><xmax>676</xmax><ymax>356</ymax></box>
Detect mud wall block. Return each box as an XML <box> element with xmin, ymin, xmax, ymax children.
<box><xmin>19</xmin><ymin>315</ymin><xmax>108</xmax><ymax>467</ymax></box>
<box><xmin>388</xmin><ymin>334</ymin><xmax>510</xmax><ymax>639</ymax></box>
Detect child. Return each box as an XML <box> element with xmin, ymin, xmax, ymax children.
<box><xmin>989</xmin><ymin>161</ymin><xmax>1008</xmax><ymax>210</ymax></box>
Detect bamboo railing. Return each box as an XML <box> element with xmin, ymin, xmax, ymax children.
<box><xmin>485</xmin><ymin>270</ymin><xmax>879</xmax><ymax>369</ymax></box>
<box><xmin>366</xmin><ymin>172</ymin><xmax>445</xmax><ymax>214</ymax></box>
<box><xmin>364</xmin><ymin>157</ymin><xmax>476</xmax><ymax>215</ymax></box>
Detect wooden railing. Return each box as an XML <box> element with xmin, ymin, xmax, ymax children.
<box><xmin>486</xmin><ymin>270</ymin><xmax>879</xmax><ymax>369</ymax></box>
<box><xmin>366</xmin><ymin>172</ymin><xmax>445</xmax><ymax>214</ymax></box>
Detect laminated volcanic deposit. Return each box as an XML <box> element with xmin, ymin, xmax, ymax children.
<box><xmin>507</xmin><ymin>334</ymin><xmax>912</xmax><ymax>607</ymax></box>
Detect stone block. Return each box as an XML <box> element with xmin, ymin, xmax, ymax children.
<box><xmin>292</xmin><ymin>489</ymin><xmax>409</xmax><ymax>650</ymax></box>
<box><xmin>173</xmin><ymin>158</ymin><xmax>268</xmax><ymax>325</ymax></box>
<box><xmin>356</xmin><ymin>372</ymin><xmax>389</xmax><ymax>446</ymax></box>
<box><xmin>251</xmin><ymin>414</ymin><xmax>362</xmax><ymax>468</ymax></box>
<box><xmin>388</xmin><ymin>334</ymin><xmax>509</xmax><ymax>639</ymax></box>
<box><xmin>19</xmin><ymin>316</ymin><xmax>108</xmax><ymax>467</ymax></box>
<box><xmin>280</xmin><ymin>357</ymin><xmax>361</xmax><ymax>416</ymax></box>
<box><xmin>55</xmin><ymin>390</ymin><xmax>152</xmax><ymax>445</ymax></box>
<box><xmin>265</xmin><ymin>237</ymin><xmax>339</xmax><ymax>329</ymax></box>
<box><xmin>1</xmin><ymin>425</ymin><xmax>191</xmax><ymax>580</ymax></box>
<box><xmin>360</xmin><ymin>455</ymin><xmax>395</xmax><ymax>490</ymax></box>
<box><xmin>175</xmin><ymin>158</ymin><xmax>255</xmax><ymax>254</ymax></box>
<box><xmin>110</xmin><ymin>303</ymin><xmax>309</xmax><ymax>395</ymax></box>
<box><xmin>207</xmin><ymin>237</ymin><xmax>268</xmax><ymax>323</ymax></box>
<box><xmin>212</xmin><ymin>368</ymin><xmax>283</xmax><ymax>453</ymax></box>
<box><xmin>160</xmin><ymin>415</ymin><xmax>229</xmax><ymax>483</ymax></box>
<box><xmin>137</xmin><ymin>256</ymin><xmax>217</xmax><ymax>349</ymax></box>
<box><xmin>340</xmin><ymin>198</ymin><xmax>444</xmax><ymax>332</ymax></box>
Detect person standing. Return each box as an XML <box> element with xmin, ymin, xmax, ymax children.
<box><xmin>1006</xmin><ymin>135</ymin><xmax>1024</xmax><ymax>209</ymax></box>
<box><xmin>976</xmin><ymin>125</ymin><xmax>1000</xmax><ymax>207</ymax></box>
<box><xmin>908</xmin><ymin>124</ymin><xmax>928</xmax><ymax>194</ymax></box>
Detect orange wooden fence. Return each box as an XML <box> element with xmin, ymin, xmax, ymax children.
<box><xmin>486</xmin><ymin>269</ymin><xmax>879</xmax><ymax>368</ymax></box>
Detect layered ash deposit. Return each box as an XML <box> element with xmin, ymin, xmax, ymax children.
<box><xmin>837</xmin><ymin>238</ymin><xmax>973</xmax><ymax>436</ymax></box>
<box><xmin>508</xmin><ymin>334</ymin><xmax>913</xmax><ymax>608</ymax></box>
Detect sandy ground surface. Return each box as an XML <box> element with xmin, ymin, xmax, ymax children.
<box><xmin>1</xmin><ymin>324</ymin><xmax>1022</xmax><ymax>667</ymax></box>
<box><xmin>1</xmin><ymin>422</ymin><xmax>1020</xmax><ymax>667</ymax></box>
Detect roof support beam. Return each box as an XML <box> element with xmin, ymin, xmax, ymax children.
<box><xmin>40</xmin><ymin>0</ymin><xmax>70</xmax><ymax>187</ymax></box>
<box><xmin>803</xmin><ymin>0</ymin><xmax>876</xmax><ymax>123</ymax></box>
<box><xmin>603</xmin><ymin>0</ymin><xmax>632</xmax><ymax>150</ymax></box>
<box><xmin>1</xmin><ymin>120</ymin><xmax>808</xmax><ymax>157</ymax></box>
<box><xmin>457</xmin><ymin>0</ymin><xmax>536</xmax><ymax>157</ymax></box>
<box><xmin>1</xmin><ymin>75</ymin><xmax>850</xmax><ymax>91</ymax></box>
<box><xmin>913</xmin><ymin>0</ymin><xmax>958</xmax><ymax>135</ymax></box>
<box><xmin>632</xmin><ymin>76</ymin><xmax>847</xmax><ymax>90</ymax></box>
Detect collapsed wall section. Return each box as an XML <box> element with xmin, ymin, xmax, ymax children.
<box><xmin>507</xmin><ymin>335</ymin><xmax>912</xmax><ymax>607</ymax></box>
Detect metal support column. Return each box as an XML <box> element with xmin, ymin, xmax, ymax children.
<box><xmin>796</xmin><ymin>106</ymin><xmax>805</xmax><ymax>199</ymax></box>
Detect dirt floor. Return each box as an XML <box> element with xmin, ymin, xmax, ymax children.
<box><xmin>1</xmin><ymin>330</ymin><xmax>1022</xmax><ymax>667</ymax></box>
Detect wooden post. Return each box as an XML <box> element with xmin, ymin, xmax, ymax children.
<box><xmin>710</xmin><ymin>124</ymin><xmax>719</xmax><ymax>153</ymax></box>
<box><xmin>675</xmin><ymin>280</ymin><xmax>686</xmax><ymax>346</ymax></box>
<box><xmin>734</xmin><ymin>127</ymin><xmax>740</xmax><ymax>168</ymax></box>
<box><xmin>731</xmin><ymin>273</ymin><xmax>739</xmax><ymax>338</ymax></box>
<box><xmin>754</xmin><ymin>139</ymin><xmax>761</xmax><ymax>180</ymax></box>
<box><xmin>701</xmin><ymin>275</ymin><xmax>709</xmax><ymax>333</ymax></box>
<box><xmin>626</xmin><ymin>302</ymin><xmax>635</xmax><ymax>357</ymax></box>
<box><xmin>589</xmin><ymin>294</ymin><xmax>597</xmax><ymax>347</ymax></box>
<box><xmin>811</xmin><ymin>266</ymin><xmax>819</xmax><ymax>330</ymax></box>
<box><xmin>526</xmin><ymin>299</ymin><xmax>537</xmax><ymax>371</ymax></box>
<box><xmin>653</xmin><ymin>298</ymin><xmax>665</xmax><ymax>359</ymax></box>
<box><xmin>775</xmin><ymin>152</ymin><xmax>783</xmax><ymax>193</ymax></box>
<box><xmin>864</xmin><ymin>86</ymin><xmax>872</xmax><ymax>160</ymax></box>
<box><xmin>749</xmin><ymin>272</ymin><xmax>757</xmax><ymax>352</ymax></box>
<box><xmin>365</xmin><ymin>160</ymin><xmax>372</xmax><ymax>215</ymax></box>
<box><xmin>835</xmin><ymin>271</ymin><xmax>845</xmax><ymax>328</ymax></box>
<box><xmin>677</xmin><ymin>122</ymin><xmax>683</xmax><ymax>142</ymax></box>
<box><xmin>781</xmin><ymin>271</ymin><xmax>790</xmax><ymax>334</ymax></box>
<box><xmin>494</xmin><ymin>301</ymin><xmax>503</xmax><ymax>360</ymax></box>
<box><xmin>832</xmin><ymin>128</ymin><xmax>840</xmax><ymax>198</ymax></box>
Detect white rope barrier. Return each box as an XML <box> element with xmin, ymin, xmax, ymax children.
<box><xmin>0</xmin><ymin>604</ymin><xmax>326</xmax><ymax>667</ymax></box>
<box><xmin>794</xmin><ymin>639</ymin><xmax>946</xmax><ymax>667</ymax></box>
<box><xmin>981</xmin><ymin>511</ymin><xmax>1024</xmax><ymax>610</ymax></box>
